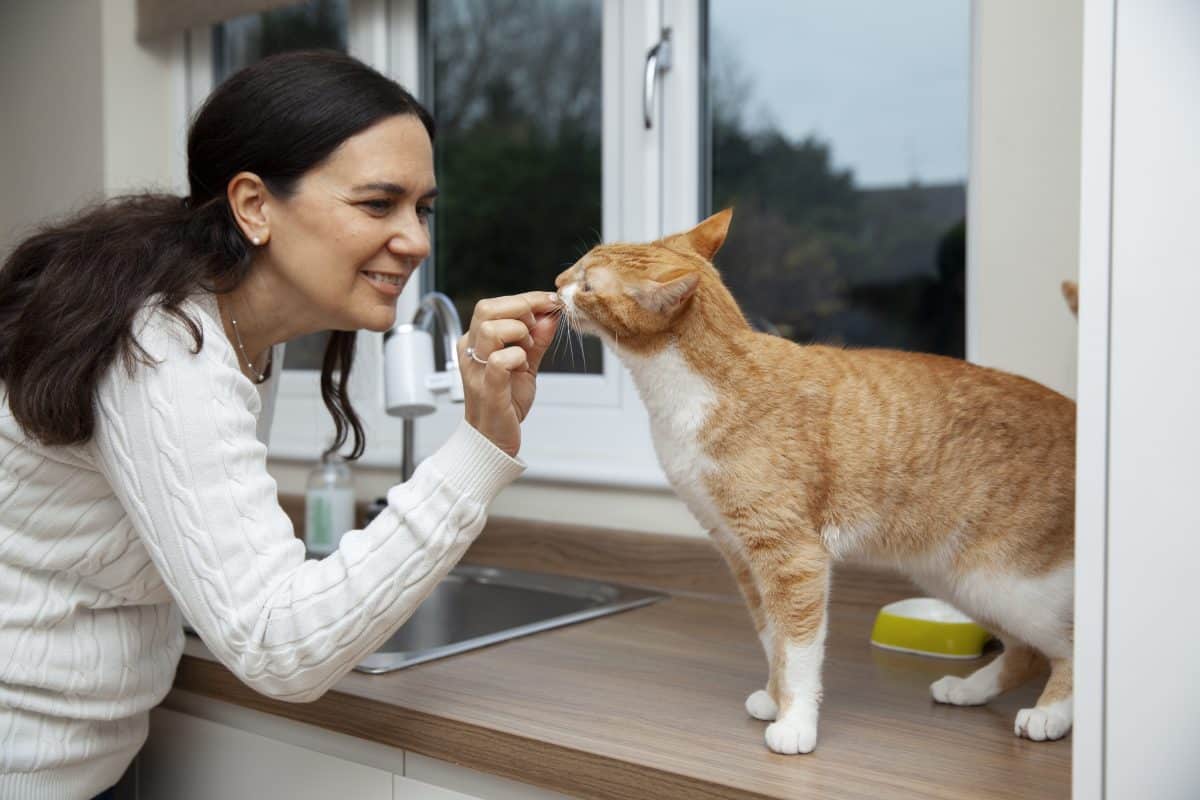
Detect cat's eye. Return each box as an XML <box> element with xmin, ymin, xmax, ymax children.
<box><xmin>582</xmin><ymin>280</ymin><xmax>592</xmax><ymax>292</ymax></box>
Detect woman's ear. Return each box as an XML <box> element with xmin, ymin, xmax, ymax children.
<box><xmin>227</xmin><ymin>171</ymin><xmax>271</xmax><ymax>245</ymax></box>
<box><xmin>630</xmin><ymin>272</ymin><xmax>700</xmax><ymax>313</ymax></box>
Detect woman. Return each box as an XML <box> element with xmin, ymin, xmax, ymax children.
<box><xmin>0</xmin><ymin>51</ymin><xmax>558</xmax><ymax>799</ymax></box>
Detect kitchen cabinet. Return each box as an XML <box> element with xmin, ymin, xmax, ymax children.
<box><xmin>138</xmin><ymin>695</ymin><xmax>577</xmax><ymax>800</ymax></box>
<box><xmin>140</xmin><ymin>708</ymin><xmax>392</xmax><ymax>800</ymax></box>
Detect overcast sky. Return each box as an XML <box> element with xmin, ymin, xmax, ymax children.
<box><xmin>710</xmin><ymin>0</ymin><xmax>970</xmax><ymax>187</ymax></box>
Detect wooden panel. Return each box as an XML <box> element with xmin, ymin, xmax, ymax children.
<box><xmin>141</xmin><ymin>708</ymin><xmax>393</xmax><ymax>800</ymax></box>
<box><xmin>174</xmin><ymin>565</ymin><xmax>1068</xmax><ymax>800</ymax></box>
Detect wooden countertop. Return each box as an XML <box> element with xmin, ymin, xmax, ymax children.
<box><xmin>173</xmin><ymin>518</ymin><xmax>1070</xmax><ymax>800</ymax></box>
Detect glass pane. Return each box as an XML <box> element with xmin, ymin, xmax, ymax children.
<box><xmin>707</xmin><ymin>0</ymin><xmax>968</xmax><ymax>356</ymax></box>
<box><xmin>212</xmin><ymin>0</ymin><xmax>348</xmax><ymax>371</ymax></box>
<box><xmin>426</xmin><ymin>0</ymin><xmax>604</xmax><ymax>374</ymax></box>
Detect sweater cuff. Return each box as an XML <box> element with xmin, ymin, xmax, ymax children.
<box><xmin>420</xmin><ymin>421</ymin><xmax>525</xmax><ymax>506</ymax></box>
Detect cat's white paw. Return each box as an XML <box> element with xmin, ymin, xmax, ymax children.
<box><xmin>930</xmin><ymin>675</ymin><xmax>990</xmax><ymax>706</ymax></box>
<box><xmin>764</xmin><ymin>719</ymin><xmax>818</xmax><ymax>755</ymax></box>
<box><xmin>1014</xmin><ymin>704</ymin><xmax>1072</xmax><ymax>741</ymax></box>
<box><xmin>745</xmin><ymin>689</ymin><xmax>778</xmax><ymax>721</ymax></box>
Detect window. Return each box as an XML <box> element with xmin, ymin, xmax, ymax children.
<box><xmin>179</xmin><ymin>1</ymin><xmax>972</xmax><ymax>484</ymax></box>
<box><xmin>425</xmin><ymin>0</ymin><xmax>605</xmax><ymax>376</ymax></box>
<box><xmin>703</xmin><ymin>0</ymin><xmax>969</xmax><ymax>355</ymax></box>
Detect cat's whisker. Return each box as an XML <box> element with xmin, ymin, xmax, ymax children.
<box><xmin>549</xmin><ymin>310</ymin><xmax>571</xmax><ymax>363</ymax></box>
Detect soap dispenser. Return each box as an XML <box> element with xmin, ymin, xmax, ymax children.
<box><xmin>305</xmin><ymin>452</ymin><xmax>355</xmax><ymax>556</ymax></box>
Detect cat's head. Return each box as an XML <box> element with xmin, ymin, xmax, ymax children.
<box><xmin>554</xmin><ymin>209</ymin><xmax>736</xmax><ymax>347</ymax></box>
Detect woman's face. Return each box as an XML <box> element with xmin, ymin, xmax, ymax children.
<box><xmin>262</xmin><ymin>113</ymin><xmax>436</xmax><ymax>333</ymax></box>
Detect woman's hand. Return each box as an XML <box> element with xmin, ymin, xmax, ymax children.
<box><xmin>458</xmin><ymin>291</ymin><xmax>561</xmax><ymax>458</ymax></box>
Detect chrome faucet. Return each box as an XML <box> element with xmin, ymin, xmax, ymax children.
<box><xmin>383</xmin><ymin>292</ymin><xmax>465</xmax><ymax>480</ymax></box>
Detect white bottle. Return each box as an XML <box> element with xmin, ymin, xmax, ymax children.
<box><xmin>305</xmin><ymin>453</ymin><xmax>355</xmax><ymax>556</ymax></box>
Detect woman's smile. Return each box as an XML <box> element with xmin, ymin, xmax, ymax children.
<box><xmin>360</xmin><ymin>269</ymin><xmax>409</xmax><ymax>296</ymax></box>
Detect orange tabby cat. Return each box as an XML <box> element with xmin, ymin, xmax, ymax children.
<box><xmin>555</xmin><ymin>210</ymin><xmax>1075</xmax><ymax>755</ymax></box>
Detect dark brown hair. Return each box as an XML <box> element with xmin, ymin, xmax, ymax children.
<box><xmin>0</xmin><ymin>50</ymin><xmax>434</xmax><ymax>459</ymax></box>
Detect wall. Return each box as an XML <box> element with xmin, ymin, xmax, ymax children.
<box><xmin>0</xmin><ymin>0</ymin><xmax>105</xmax><ymax>257</ymax></box>
<box><xmin>100</xmin><ymin>0</ymin><xmax>183</xmax><ymax>196</ymax></box>
<box><xmin>968</xmin><ymin>0</ymin><xmax>1083</xmax><ymax>399</ymax></box>
<box><xmin>0</xmin><ymin>0</ymin><xmax>181</xmax><ymax>256</ymax></box>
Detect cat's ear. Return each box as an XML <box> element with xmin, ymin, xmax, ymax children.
<box><xmin>631</xmin><ymin>272</ymin><xmax>700</xmax><ymax>313</ymax></box>
<box><xmin>665</xmin><ymin>208</ymin><xmax>733</xmax><ymax>261</ymax></box>
<box><xmin>1061</xmin><ymin>280</ymin><xmax>1079</xmax><ymax>316</ymax></box>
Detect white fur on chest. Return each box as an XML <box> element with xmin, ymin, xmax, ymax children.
<box><xmin>621</xmin><ymin>344</ymin><xmax>725</xmax><ymax>530</ymax></box>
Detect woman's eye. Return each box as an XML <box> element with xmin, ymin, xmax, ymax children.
<box><xmin>360</xmin><ymin>199</ymin><xmax>394</xmax><ymax>214</ymax></box>
<box><xmin>417</xmin><ymin>205</ymin><xmax>435</xmax><ymax>222</ymax></box>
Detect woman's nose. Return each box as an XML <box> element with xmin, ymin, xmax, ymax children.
<box><xmin>387</xmin><ymin>216</ymin><xmax>431</xmax><ymax>262</ymax></box>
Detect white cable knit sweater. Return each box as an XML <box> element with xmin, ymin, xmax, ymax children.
<box><xmin>0</xmin><ymin>294</ymin><xmax>524</xmax><ymax>800</ymax></box>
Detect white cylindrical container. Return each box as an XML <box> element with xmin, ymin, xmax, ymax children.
<box><xmin>384</xmin><ymin>324</ymin><xmax>436</xmax><ymax>417</ymax></box>
<box><xmin>305</xmin><ymin>454</ymin><xmax>355</xmax><ymax>557</ymax></box>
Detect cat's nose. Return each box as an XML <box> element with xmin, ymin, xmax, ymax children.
<box><xmin>554</xmin><ymin>269</ymin><xmax>573</xmax><ymax>289</ymax></box>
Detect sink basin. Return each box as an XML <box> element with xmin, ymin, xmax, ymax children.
<box><xmin>354</xmin><ymin>564</ymin><xmax>666</xmax><ymax>673</ymax></box>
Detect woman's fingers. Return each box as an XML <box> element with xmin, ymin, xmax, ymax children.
<box><xmin>482</xmin><ymin>346</ymin><xmax>530</xmax><ymax>387</ymax></box>
<box><xmin>458</xmin><ymin>291</ymin><xmax>560</xmax><ymax>457</ymax></box>
<box><xmin>470</xmin><ymin>291</ymin><xmax>560</xmax><ymax>332</ymax></box>
<box><xmin>526</xmin><ymin>313</ymin><xmax>561</xmax><ymax>374</ymax></box>
<box><xmin>469</xmin><ymin>318</ymin><xmax>534</xmax><ymax>359</ymax></box>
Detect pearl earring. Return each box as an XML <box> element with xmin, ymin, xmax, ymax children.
<box><xmin>251</xmin><ymin>236</ymin><xmax>261</xmax><ymax>245</ymax></box>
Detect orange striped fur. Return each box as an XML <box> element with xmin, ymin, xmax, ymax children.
<box><xmin>556</xmin><ymin>210</ymin><xmax>1076</xmax><ymax>752</ymax></box>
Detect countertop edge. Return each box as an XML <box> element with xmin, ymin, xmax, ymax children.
<box><xmin>172</xmin><ymin>653</ymin><xmax>776</xmax><ymax>800</ymax></box>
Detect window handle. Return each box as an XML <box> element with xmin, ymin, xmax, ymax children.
<box><xmin>644</xmin><ymin>27</ymin><xmax>673</xmax><ymax>130</ymax></box>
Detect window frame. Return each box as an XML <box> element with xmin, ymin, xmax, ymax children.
<box><xmin>174</xmin><ymin>0</ymin><xmax>975</xmax><ymax>490</ymax></box>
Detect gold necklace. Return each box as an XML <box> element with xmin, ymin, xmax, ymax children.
<box><xmin>224</xmin><ymin>296</ymin><xmax>272</xmax><ymax>384</ymax></box>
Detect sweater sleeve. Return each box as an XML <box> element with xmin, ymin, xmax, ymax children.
<box><xmin>89</xmin><ymin>310</ymin><xmax>524</xmax><ymax>702</ymax></box>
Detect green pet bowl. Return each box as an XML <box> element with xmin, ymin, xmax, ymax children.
<box><xmin>870</xmin><ymin>597</ymin><xmax>991</xmax><ymax>659</ymax></box>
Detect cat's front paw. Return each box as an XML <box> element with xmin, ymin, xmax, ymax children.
<box><xmin>930</xmin><ymin>675</ymin><xmax>990</xmax><ymax>706</ymax></box>
<box><xmin>745</xmin><ymin>689</ymin><xmax>778</xmax><ymax>721</ymax></box>
<box><xmin>764</xmin><ymin>719</ymin><xmax>818</xmax><ymax>754</ymax></box>
<box><xmin>1014</xmin><ymin>705</ymin><xmax>1072</xmax><ymax>741</ymax></box>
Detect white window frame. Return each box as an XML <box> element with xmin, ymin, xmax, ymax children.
<box><xmin>411</xmin><ymin>0</ymin><xmax>678</xmax><ymax>488</ymax></box>
<box><xmin>175</xmin><ymin>0</ymin><xmax>681</xmax><ymax>487</ymax></box>
<box><xmin>174</xmin><ymin>0</ymin><xmax>973</xmax><ymax>492</ymax></box>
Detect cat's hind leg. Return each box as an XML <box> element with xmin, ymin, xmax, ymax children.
<box><xmin>710</xmin><ymin>526</ymin><xmax>778</xmax><ymax>721</ymax></box>
<box><xmin>931</xmin><ymin>639</ymin><xmax>1043</xmax><ymax>706</ymax></box>
<box><xmin>1015</xmin><ymin>657</ymin><xmax>1072</xmax><ymax>741</ymax></box>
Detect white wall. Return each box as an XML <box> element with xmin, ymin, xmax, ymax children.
<box><xmin>1103</xmin><ymin>0</ymin><xmax>1200</xmax><ymax>795</ymax></box>
<box><xmin>0</xmin><ymin>0</ymin><xmax>105</xmax><ymax>257</ymax></box>
<box><xmin>969</xmin><ymin>0</ymin><xmax>1082</xmax><ymax>399</ymax></box>
<box><xmin>100</xmin><ymin>0</ymin><xmax>184</xmax><ymax>196</ymax></box>
<box><xmin>0</xmin><ymin>0</ymin><xmax>182</xmax><ymax>257</ymax></box>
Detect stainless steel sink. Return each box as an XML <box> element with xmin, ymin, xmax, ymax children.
<box><xmin>354</xmin><ymin>565</ymin><xmax>666</xmax><ymax>673</ymax></box>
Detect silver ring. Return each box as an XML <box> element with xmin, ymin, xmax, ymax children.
<box><xmin>464</xmin><ymin>345</ymin><xmax>488</xmax><ymax>366</ymax></box>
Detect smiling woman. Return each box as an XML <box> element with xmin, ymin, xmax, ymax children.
<box><xmin>0</xmin><ymin>50</ymin><xmax>558</xmax><ymax>800</ymax></box>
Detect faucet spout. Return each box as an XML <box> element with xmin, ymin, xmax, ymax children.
<box><xmin>383</xmin><ymin>292</ymin><xmax>467</xmax><ymax>482</ymax></box>
<box><xmin>411</xmin><ymin>291</ymin><xmax>464</xmax><ymax>372</ymax></box>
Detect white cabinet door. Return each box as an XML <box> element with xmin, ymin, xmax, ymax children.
<box><xmin>399</xmin><ymin>753</ymin><xmax>577</xmax><ymax>800</ymax></box>
<box><xmin>141</xmin><ymin>708</ymin><xmax>393</xmax><ymax>800</ymax></box>
<box><xmin>394</xmin><ymin>774</ymin><xmax>478</xmax><ymax>800</ymax></box>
